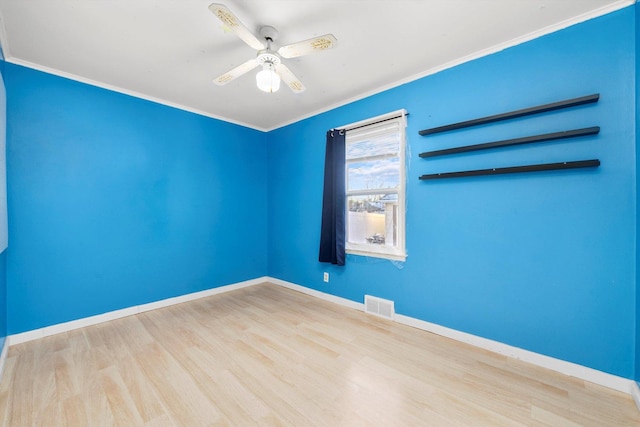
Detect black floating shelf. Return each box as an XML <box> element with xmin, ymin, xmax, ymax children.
<box><xmin>419</xmin><ymin>94</ymin><xmax>600</xmax><ymax>136</ymax></box>
<box><xmin>419</xmin><ymin>127</ymin><xmax>600</xmax><ymax>158</ymax></box>
<box><xmin>419</xmin><ymin>159</ymin><xmax>600</xmax><ymax>180</ymax></box>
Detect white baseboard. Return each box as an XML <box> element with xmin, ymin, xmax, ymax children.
<box><xmin>268</xmin><ymin>277</ymin><xmax>364</xmax><ymax>311</ymax></box>
<box><xmin>270</xmin><ymin>278</ymin><xmax>637</xmax><ymax>400</ymax></box>
<box><xmin>267</xmin><ymin>278</ymin><xmax>636</xmax><ymax>398</ymax></box>
<box><xmin>9</xmin><ymin>277</ymin><xmax>269</xmax><ymax>345</ymax></box>
<box><xmin>631</xmin><ymin>381</ymin><xmax>640</xmax><ymax>413</ymax></box>
<box><xmin>394</xmin><ymin>314</ymin><xmax>633</xmax><ymax>394</ymax></box>
<box><xmin>6</xmin><ymin>275</ymin><xmax>639</xmax><ymax>408</ymax></box>
<box><xmin>0</xmin><ymin>336</ymin><xmax>8</xmax><ymax>384</ymax></box>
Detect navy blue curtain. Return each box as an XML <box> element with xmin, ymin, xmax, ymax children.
<box><xmin>319</xmin><ymin>129</ymin><xmax>346</xmax><ymax>266</ymax></box>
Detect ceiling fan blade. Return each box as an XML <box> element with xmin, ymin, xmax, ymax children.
<box><xmin>275</xmin><ymin>63</ymin><xmax>306</xmax><ymax>93</ymax></box>
<box><xmin>277</xmin><ymin>34</ymin><xmax>337</xmax><ymax>59</ymax></box>
<box><xmin>213</xmin><ymin>59</ymin><xmax>259</xmax><ymax>85</ymax></box>
<box><xmin>208</xmin><ymin>3</ymin><xmax>266</xmax><ymax>50</ymax></box>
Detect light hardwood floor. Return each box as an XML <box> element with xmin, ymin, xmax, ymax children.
<box><xmin>0</xmin><ymin>283</ymin><xmax>639</xmax><ymax>426</ymax></box>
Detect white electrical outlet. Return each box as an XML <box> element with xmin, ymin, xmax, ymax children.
<box><xmin>323</xmin><ymin>272</ymin><xmax>329</xmax><ymax>282</ymax></box>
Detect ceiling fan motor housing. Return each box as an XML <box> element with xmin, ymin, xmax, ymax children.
<box><xmin>257</xmin><ymin>50</ymin><xmax>281</xmax><ymax>67</ymax></box>
<box><xmin>257</xmin><ymin>26</ymin><xmax>281</xmax><ymax>67</ymax></box>
<box><xmin>259</xmin><ymin>26</ymin><xmax>279</xmax><ymax>42</ymax></box>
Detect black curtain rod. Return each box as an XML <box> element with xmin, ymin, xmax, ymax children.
<box><xmin>333</xmin><ymin>113</ymin><xmax>409</xmax><ymax>133</ymax></box>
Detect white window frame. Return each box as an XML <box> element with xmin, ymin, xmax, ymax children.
<box><xmin>343</xmin><ymin>110</ymin><xmax>407</xmax><ymax>261</ymax></box>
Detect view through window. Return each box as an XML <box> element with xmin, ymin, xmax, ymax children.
<box><xmin>345</xmin><ymin>111</ymin><xmax>407</xmax><ymax>261</ymax></box>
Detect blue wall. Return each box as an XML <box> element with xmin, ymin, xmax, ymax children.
<box><xmin>1</xmin><ymin>4</ymin><xmax>638</xmax><ymax>382</ymax></box>
<box><xmin>0</xmin><ymin>66</ymin><xmax>5</xmax><ymax>354</ymax></box>
<box><xmin>635</xmin><ymin>1</ymin><xmax>640</xmax><ymax>383</ymax></box>
<box><xmin>268</xmin><ymin>7</ymin><xmax>636</xmax><ymax>378</ymax></box>
<box><xmin>5</xmin><ymin>63</ymin><xmax>268</xmax><ymax>334</ymax></box>
<box><xmin>0</xmin><ymin>249</ymin><xmax>7</xmax><ymax>353</ymax></box>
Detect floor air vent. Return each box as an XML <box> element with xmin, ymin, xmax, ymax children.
<box><xmin>364</xmin><ymin>295</ymin><xmax>395</xmax><ymax>320</ymax></box>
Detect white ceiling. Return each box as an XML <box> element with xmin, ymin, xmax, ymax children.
<box><xmin>0</xmin><ymin>0</ymin><xmax>633</xmax><ymax>131</ymax></box>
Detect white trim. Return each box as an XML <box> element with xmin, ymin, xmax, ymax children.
<box><xmin>0</xmin><ymin>2</ymin><xmax>632</xmax><ymax>133</ymax></box>
<box><xmin>394</xmin><ymin>314</ymin><xmax>633</xmax><ymax>394</ymax></box>
<box><xmin>335</xmin><ymin>109</ymin><xmax>407</xmax><ymax>132</ymax></box>
<box><xmin>268</xmin><ymin>277</ymin><xmax>364</xmax><ymax>312</ymax></box>
<box><xmin>632</xmin><ymin>381</ymin><xmax>640</xmax><ymax>413</ymax></box>
<box><xmin>2</xmin><ymin>58</ymin><xmax>269</xmax><ymax>133</ymax></box>
<box><xmin>345</xmin><ymin>246</ymin><xmax>406</xmax><ymax>262</ymax></box>
<box><xmin>5</xmin><ymin>274</ymin><xmax>639</xmax><ymax>413</ymax></box>
<box><xmin>8</xmin><ymin>277</ymin><xmax>268</xmax><ymax>345</ymax></box>
<box><xmin>343</xmin><ymin>110</ymin><xmax>407</xmax><ymax>262</ymax></box>
<box><xmin>270</xmin><ymin>278</ymin><xmax>638</xmax><ymax>402</ymax></box>
<box><xmin>266</xmin><ymin>0</ymin><xmax>635</xmax><ymax>132</ymax></box>
<box><xmin>0</xmin><ymin>336</ymin><xmax>9</xmax><ymax>384</ymax></box>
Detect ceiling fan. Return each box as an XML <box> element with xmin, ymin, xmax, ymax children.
<box><xmin>209</xmin><ymin>3</ymin><xmax>337</xmax><ymax>93</ymax></box>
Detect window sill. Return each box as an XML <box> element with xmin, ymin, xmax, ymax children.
<box><xmin>346</xmin><ymin>246</ymin><xmax>407</xmax><ymax>262</ymax></box>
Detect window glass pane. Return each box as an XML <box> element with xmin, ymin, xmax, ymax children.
<box><xmin>347</xmin><ymin>157</ymin><xmax>400</xmax><ymax>192</ymax></box>
<box><xmin>347</xmin><ymin>194</ymin><xmax>398</xmax><ymax>247</ymax></box>
<box><xmin>342</xmin><ymin>111</ymin><xmax>406</xmax><ymax>260</ymax></box>
<box><xmin>346</xmin><ymin>134</ymin><xmax>399</xmax><ymax>160</ymax></box>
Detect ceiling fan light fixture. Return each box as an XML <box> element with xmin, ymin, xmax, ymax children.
<box><xmin>209</xmin><ymin>5</ymin><xmax>335</xmax><ymax>94</ymax></box>
<box><xmin>256</xmin><ymin>63</ymin><xmax>280</xmax><ymax>93</ymax></box>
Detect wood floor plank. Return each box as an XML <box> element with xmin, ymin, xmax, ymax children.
<box><xmin>62</xmin><ymin>395</ymin><xmax>89</xmax><ymax>427</ymax></box>
<box><xmin>132</xmin><ymin>341</ymin><xmax>227</xmax><ymax>426</ymax></box>
<box><xmin>115</xmin><ymin>354</ymin><xmax>166</xmax><ymax>423</ymax></box>
<box><xmin>81</xmin><ymin>354</ymin><xmax>115</xmax><ymax>427</ymax></box>
<box><xmin>184</xmin><ymin>347</ymin><xmax>275</xmax><ymax>425</ymax></box>
<box><xmin>99</xmin><ymin>365</ymin><xmax>146</xmax><ymax>426</ymax></box>
<box><xmin>5</xmin><ymin>352</ymin><xmax>36</xmax><ymax>425</ymax></box>
<box><xmin>0</xmin><ymin>355</ymin><xmax>16</xmax><ymax>426</ymax></box>
<box><xmin>1</xmin><ymin>283</ymin><xmax>639</xmax><ymax>426</ymax></box>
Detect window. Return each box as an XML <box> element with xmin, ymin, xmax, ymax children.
<box><xmin>345</xmin><ymin>110</ymin><xmax>407</xmax><ymax>261</ymax></box>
